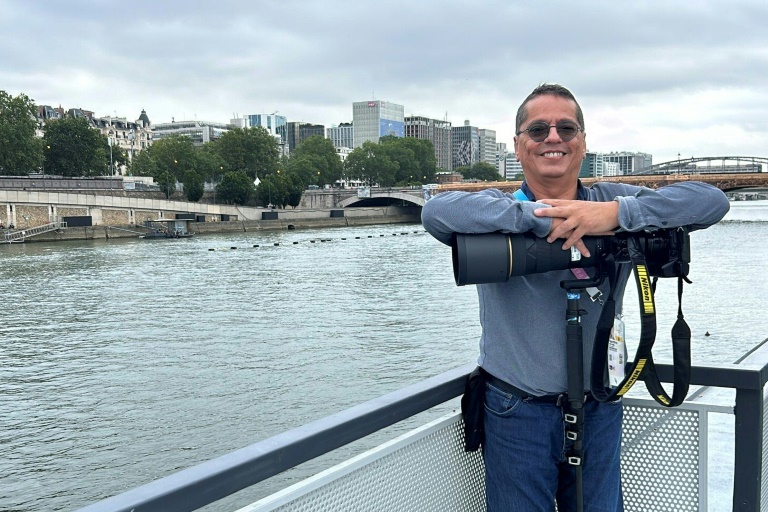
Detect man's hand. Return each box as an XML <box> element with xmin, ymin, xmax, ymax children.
<box><xmin>533</xmin><ymin>200</ymin><xmax>619</xmax><ymax>256</ymax></box>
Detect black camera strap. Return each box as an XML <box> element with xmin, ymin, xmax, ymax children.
<box><xmin>590</xmin><ymin>238</ymin><xmax>691</xmax><ymax>407</ymax></box>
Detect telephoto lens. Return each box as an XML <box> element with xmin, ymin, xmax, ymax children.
<box><xmin>452</xmin><ymin>232</ymin><xmax>607</xmax><ymax>285</ymax></box>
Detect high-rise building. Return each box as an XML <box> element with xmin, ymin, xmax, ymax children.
<box><xmin>580</xmin><ymin>152</ymin><xmax>605</xmax><ymax>178</ymax></box>
<box><xmin>405</xmin><ymin>116</ymin><xmax>452</xmax><ymax>171</ymax></box>
<box><xmin>581</xmin><ymin>152</ymin><xmax>637</xmax><ymax>177</ymax></box>
<box><xmin>478</xmin><ymin>129</ymin><xmax>497</xmax><ymax>168</ymax></box>
<box><xmin>352</xmin><ymin>100</ymin><xmax>405</xmax><ymax>148</ymax></box>
<box><xmin>286</xmin><ymin>122</ymin><xmax>325</xmax><ymax>153</ymax></box>
<box><xmin>231</xmin><ymin>114</ymin><xmax>287</xmax><ymax>144</ymax></box>
<box><xmin>231</xmin><ymin>113</ymin><xmax>289</xmax><ymax>156</ymax></box>
<box><xmin>505</xmin><ymin>153</ymin><xmax>523</xmax><ymax>180</ymax></box>
<box><xmin>496</xmin><ymin>142</ymin><xmax>507</xmax><ymax>178</ymax></box>
<box><xmin>326</xmin><ymin>123</ymin><xmax>354</xmax><ymax>150</ymax></box>
<box><xmin>602</xmin><ymin>151</ymin><xmax>653</xmax><ymax>175</ymax></box>
<box><xmin>451</xmin><ymin>121</ymin><xmax>480</xmax><ymax>169</ymax></box>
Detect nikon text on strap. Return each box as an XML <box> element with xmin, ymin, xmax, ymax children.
<box><xmin>590</xmin><ymin>237</ymin><xmax>692</xmax><ymax>407</ymax></box>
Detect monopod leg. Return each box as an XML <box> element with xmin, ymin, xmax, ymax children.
<box><xmin>565</xmin><ymin>290</ymin><xmax>585</xmax><ymax>512</ymax></box>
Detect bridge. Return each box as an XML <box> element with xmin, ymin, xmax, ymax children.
<box><xmin>437</xmin><ymin>172</ymin><xmax>768</xmax><ymax>195</ymax></box>
<box><xmin>631</xmin><ymin>155</ymin><xmax>768</xmax><ymax>175</ymax></box>
<box><xmin>309</xmin><ymin>171</ymin><xmax>768</xmax><ymax>207</ymax></box>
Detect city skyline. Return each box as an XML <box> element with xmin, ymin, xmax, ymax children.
<box><xmin>3</xmin><ymin>1</ymin><xmax>768</xmax><ymax>164</ymax></box>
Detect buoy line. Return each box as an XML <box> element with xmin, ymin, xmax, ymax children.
<box><xmin>207</xmin><ymin>230</ymin><xmax>428</xmax><ymax>251</ymax></box>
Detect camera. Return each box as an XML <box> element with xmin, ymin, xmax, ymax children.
<box><xmin>451</xmin><ymin>228</ymin><xmax>690</xmax><ymax>285</ymax></box>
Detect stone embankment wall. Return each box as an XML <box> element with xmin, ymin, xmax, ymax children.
<box><xmin>28</xmin><ymin>211</ymin><xmax>421</xmax><ymax>242</ymax></box>
<box><xmin>0</xmin><ymin>189</ymin><xmax>423</xmax><ymax>242</ymax></box>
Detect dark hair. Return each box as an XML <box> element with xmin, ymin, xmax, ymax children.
<box><xmin>515</xmin><ymin>83</ymin><xmax>585</xmax><ymax>132</ymax></box>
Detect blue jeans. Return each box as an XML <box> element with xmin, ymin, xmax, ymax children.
<box><xmin>483</xmin><ymin>382</ymin><xmax>623</xmax><ymax>512</ymax></box>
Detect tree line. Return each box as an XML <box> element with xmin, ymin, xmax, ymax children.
<box><xmin>1</xmin><ymin>90</ymin><xmax>506</xmax><ymax>206</ymax></box>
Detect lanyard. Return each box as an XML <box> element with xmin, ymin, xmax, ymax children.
<box><xmin>590</xmin><ymin>243</ymin><xmax>691</xmax><ymax>407</ymax></box>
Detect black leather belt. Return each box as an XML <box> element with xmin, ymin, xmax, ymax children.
<box><xmin>481</xmin><ymin>368</ymin><xmax>592</xmax><ymax>405</ymax></box>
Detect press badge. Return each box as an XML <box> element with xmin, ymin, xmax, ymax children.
<box><xmin>608</xmin><ymin>315</ymin><xmax>626</xmax><ymax>388</ymax></box>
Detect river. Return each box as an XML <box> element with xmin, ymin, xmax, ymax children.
<box><xmin>0</xmin><ymin>203</ymin><xmax>766</xmax><ymax>511</ymax></box>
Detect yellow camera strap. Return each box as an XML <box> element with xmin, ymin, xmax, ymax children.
<box><xmin>590</xmin><ymin>238</ymin><xmax>691</xmax><ymax>407</ymax></box>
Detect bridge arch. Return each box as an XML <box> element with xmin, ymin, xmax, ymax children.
<box><xmin>338</xmin><ymin>191</ymin><xmax>425</xmax><ymax>208</ymax></box>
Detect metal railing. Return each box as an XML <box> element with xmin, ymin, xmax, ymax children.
<box><xmin>76</xmin><ymin>342</ymin><xmax>768</xmax><ymax>512</ymax></box>
<box><xmin>2</xmin><ymin>221</ymin><xmax>67</xmax><ymax>243</ymax></box>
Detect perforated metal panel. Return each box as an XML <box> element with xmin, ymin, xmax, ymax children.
<box><xmin>238</xmin><ymin>413</ymin><xmax>485</xmax><ymax>512</ymax></box>
<box><xmin>240</xmin><ymin>402</ymin><xmax>716</xmax><ymax>512</ymax></box>
<box><xmin>621</xmin><ymin>402</ymin><xmax>701</xmax><ymax>511</ymax></box>
<box><xmin>761</xmin><ymin>384</ymin><xmax>768</xmax><ymax>512</ymax></box>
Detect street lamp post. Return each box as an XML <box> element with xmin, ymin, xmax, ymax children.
<box><xmin>128</xmin><ymin>129</ymin><xmax>135</xmax><ymax>170</ymax></box>
<box><xmin>214</xmin><ymin>166</ymin><xmax>222</xmax><ymax>204</ymax></box>
<box><xmin>108</xmin><ymin>130</ymin><xmax>114</xmax><ymax>176</ymax></box>
<box><xmin>42</xmin><ymin>145</ymin><xmax>50</xmax><ymax>175</ymax></box>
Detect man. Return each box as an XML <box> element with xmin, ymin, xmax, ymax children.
<box><xmin>421</xmin><ymin>83</ymin><xmax>729</xmax><ymax>511</ymax></box>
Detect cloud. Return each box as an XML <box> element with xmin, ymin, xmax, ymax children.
<box><xmin>3</xmin><ymin>0</ymin><xmax>768</xmax><ymax>164</ymax></box>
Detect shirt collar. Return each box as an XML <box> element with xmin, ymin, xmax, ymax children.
<box><xmin>518</xmin><ymin>180</ymin><xmax>588</xmax><ymax>201</ymax></box>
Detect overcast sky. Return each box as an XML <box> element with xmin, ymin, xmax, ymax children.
<box><xmin>3</xmin><ymin>0</ymin><xmax>768</xmax><ymax>164</ymax></box>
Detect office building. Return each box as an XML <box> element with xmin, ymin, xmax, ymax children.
<box><xmin>286</xmin><ymin>122</ymin><xmax>325</xmax><ymax>153</ymax></box>
<box><xmin>352</xmin><ymin>100</ymin><xmax>405</xmax><ymax>148</ymax></box>
<box><xmin>496</xmin><ymin>142</ymin><xmax>507</xmax><ymax>178</ymax></box>
<box><xmin>603</xmin><ymin>151</ymin><xmax>653</xmax><ymax>175</ymax></box>
<box><xmin>404</xmin><ymin>116</ymin><xmax>452</xmax><ymax>171</ymax></box>
<box><xmin>505</xmin><ymin>153</ymin><xmax>523</xmax><ymax>180</ymax></box>
<box><xmin>580</xmin><ymin>152</ymin><xmax>604</xmax><ymax>178</ymax></box>
<box><xmin>451</xmin><ymin>121</ymin><xmax>480</xmax><ymax>169</ymax></box>
<box><xmin>231</xmin><ymin>113</ymin><xmax>288</xmax><ymax>144</ymax></box>
<box><xmin>153</xmin><ymin>119</ymin><xmax>231</xmax><ymax>146</ymax></box>
<box><xmin>478</xmin><ymin>129</ymin><xmax>497</xmax><ymax>168</ymax></box>
<box><xmin>326</xmin><ymin>123</ymin><xmax>354</xmax><ymax>150</ymax></box>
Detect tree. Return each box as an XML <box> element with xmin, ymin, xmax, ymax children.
<box><xmin>283</xmin><ymin>173</ymin><xmax>304</xmax><ymax>208</ymax></box>
<box><xmin>208</xmin><ymin>126</ymin><xmax>279</xmax><ymax>180</ymax></box>
<box><xmin>285</xmin><ymin>154</ymin><xmax>320</xmax><ymax>189</ymax></box>
<box><xmin>380</xmin><ymin>138</ymin><xmax>417</xmax><ymax>185</ymax></box>
<box><xmin>128</xmin><ymin>149</ymin><xmax>158</xmax><ymax>177</ymax></box>
<box><xmin>376</xmin><ymin>136</ymin><xmax>437</xmax><ymax>185</ymax></box>
<box><xmin>291</xmin><ymin>135</ymin><xmax>343</xmax><ymax>187</ymax></box>
<box><xmin>216</xmin><ymin>170</ymin><xmax>255</xmax><ymax>205</ymax></box>
<box><xmin>344</xmin><ymin>142</ymin><xmax>398</xmax><ymax>187</ymax></box>
<box><xmin>454</xmin><ymin>165</ymin><xmax>471</xmax><ymax>179</ymax></box>
<box><xmin>183</xmin><ymin>171</ymin><xmax>205</xmax><ymax>202</ymax></box>
<box><xmin>256</xmin><ymin>172</ymin><xmax>289</xmax><ymax>208</ymax></box>
<box><xmin>470</xmin><ymin>161</ymin><xmax>504</xmax><ymax>182</ymax></box>
<box><xmin>109</xmin><ymin>142</ymin><xmax>128</xmax><ymax>175</ymax></box>
<box><xmin>397</xmin><ymin>137</ymin><xmax>436</xmax><ymax>183</ymax></box>
<box><xmin>44</xmin><ymin>117</ymin><xmax>106</xmax><ymax>177</ymax></box>
<box><xmin>196</xmin><ymin>144</ymin><xmax>225</xmax><ymax>183</ymax></box>
<box><xmin>147</xmin><ymin>135</ymin><xmax>198</xmax><ymax>181</ymax></box>
<box><xmin>0</xmin><ymin>91</ymin><xmax>40</xmax><ymax>175</ymax></box>
<box><xmin>156</xmin><ymin>169</ymin><xmax>176</xmax><ymax>199</ymax></box>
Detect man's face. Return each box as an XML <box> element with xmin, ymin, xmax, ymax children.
<box><xmin>513</xmin><ymin>94</ymin><xmax>587</xmax><ymax>187</ymax></box>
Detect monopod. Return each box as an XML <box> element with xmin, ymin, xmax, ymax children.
<box><xmin>560</xmin><ymin>273</ymin><xmax>605</xmax><ymax>512</ymax></box>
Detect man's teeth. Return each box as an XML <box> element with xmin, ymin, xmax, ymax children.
<box><xmin>543</xmin><ymin>152</ymin><xmax>565</xmax><ymax>157</ymax></box>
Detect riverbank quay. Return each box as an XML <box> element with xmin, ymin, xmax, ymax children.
<box><xmin>0</xmin><ymin>189</ymin><xmax>421</xmax><ymax>242</ymax></box>
<box><xmin>24</xmin><ymin>211</ymin><xmax>421</xmax><ymax>242</ymax></box>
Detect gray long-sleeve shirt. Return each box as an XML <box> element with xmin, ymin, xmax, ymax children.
<box><xmin>421</xmin><ymin>181</ymin><xmax>730</xmax><ymax>395</ymax></box>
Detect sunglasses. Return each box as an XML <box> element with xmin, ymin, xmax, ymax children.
<box><xmin>516</xmin><ymin>121</ymin><xmax>582</xmax><ymax>142</ymax></box>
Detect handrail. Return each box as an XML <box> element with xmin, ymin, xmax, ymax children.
<box><xmin>76</xmin><ymin>363</ymin><xmax>474</xmax><ymax>512</ymax></box>
<box><xmin>76</xmin><ymin>356</ymin><xmax>768</xmax><ymax>512</ymax></box>
<box><xmin>3</xmin><ymin>221</ymin><xmax>66</xmax><ymax>243</ymax></box>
